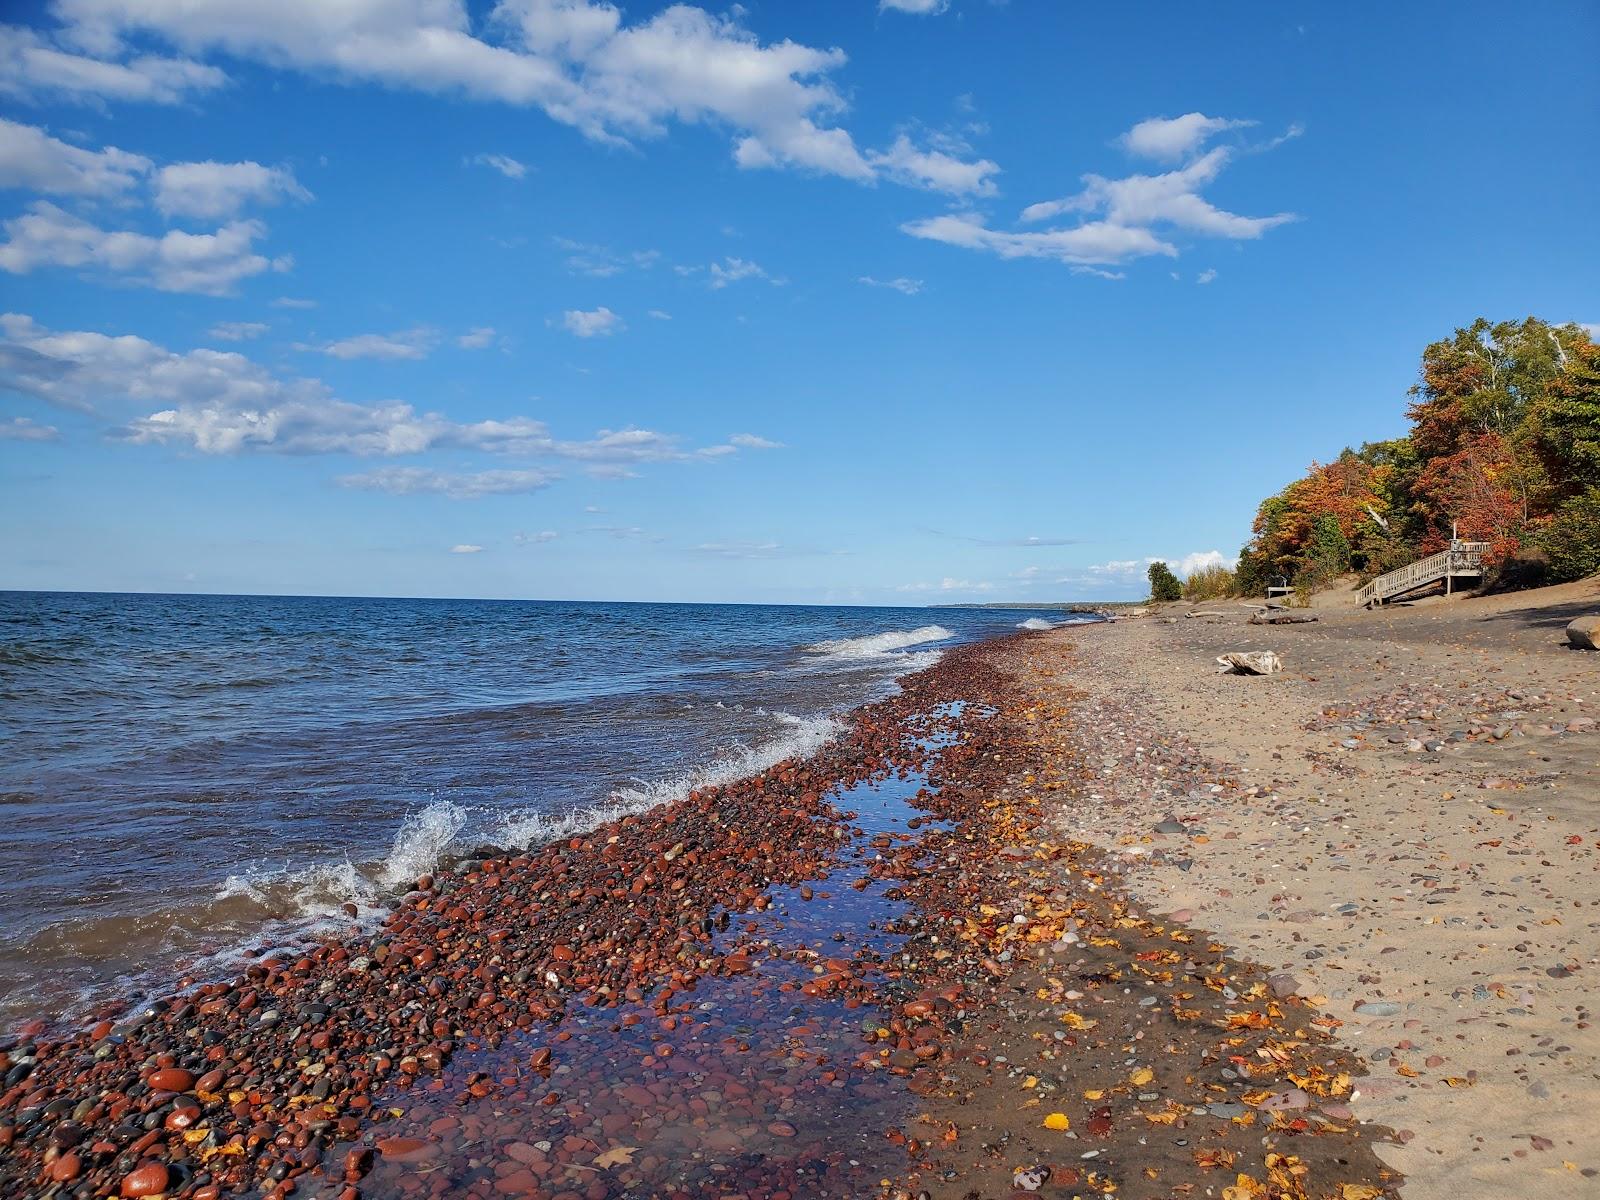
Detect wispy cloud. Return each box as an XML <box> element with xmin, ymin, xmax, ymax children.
<box><xmin>729</xmin><ymin>433</ymin><xmax>782</xmax><ymax>449</ymax></box>
<box><xmin>0</xmin><ymin>314</ymin><xmax>779</xmax><ymax>469</ymax></box>
<box><xmin>707</xmin><ymin>257</ymin><xmax>782</xmax><ymax>289</ymax></box>
<box><xmin>897</xmin><ymin>577</ymin><xmax>995</xmax><ymax>593</ymax></box>
<box><xmin>316</xmin><ymin>329</ymin><xmax>437</xmax><ymax>361</ymax></box>
<box><xmin>338</xmin><ymin>467</ymin><xmax>556</xmax><ymax>499</ymax></box>
<box><xmin>449</xmin><ymin>544</ymin><xmax>483</xmax><ymax>554</ymax></box>
<box><xmin>456</xmin><ymin>326</ymin><xmax>496</xmax><ymax>349</ymax></box>
<box><xmin>208</xmin><ymin>321</ymin><xmax>268</xmax><ymax>342</ymax></box>
<box><xmin>925</xmin><ymin>529</ymin><xmax>1081</xmax><ymax>547</ymax></box>
<box><xmin>905</xmin><ymin>114</ymin><xmax>1297</xmax><ymax>271</ymax></box>
<box><xmin>0</xmin><ymin>415</ymin><xmax>61</xmax><ymax>441</ymax></box>
<box><xmin>554</xmin><ymin>237</ymin><xmax>659</xmax><ymax>277</ymax></box>
<box><xmin>466</xmin><ymin>152</ymin><xmax>528</xmax><ymax>179</ymax></box>
<box><xmin>859</xmin><ymin>275</ymin><xmax>923</xmax><ymax>295</ymax></box>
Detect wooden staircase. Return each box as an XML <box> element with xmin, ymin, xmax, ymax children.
<box><xmin>1358</xmin><ymin>541</ymin><xmax>1491</xmax><ymax>608</ymax></box>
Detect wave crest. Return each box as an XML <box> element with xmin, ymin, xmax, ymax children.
<box><xmin>804</xmin><ymin>624</ymin><xmax>954</xmax><ymax>660</ymax></box>
<box><xmin>497</xmin><ymin>712</ymin><xmax>842</xmax><ymax>848</ymax></box>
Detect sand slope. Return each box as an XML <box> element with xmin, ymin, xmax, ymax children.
<box><xmin>1017</xmin><ymin>579</ymin><xmax>1600</xmax><ymax>1199</ymax></box>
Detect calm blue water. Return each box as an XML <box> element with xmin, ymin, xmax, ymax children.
<box><xmin>0</xmin><ymin>591</ymin><xmax>1088</xmax><ymax>1028</ymax></box>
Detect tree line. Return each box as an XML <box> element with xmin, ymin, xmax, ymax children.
<box><xmin>1232</xmin><ymin>317</ymin><xmax>1599</xmax><ymax>595</ymax></box>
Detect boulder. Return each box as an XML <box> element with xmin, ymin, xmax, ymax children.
<box><xmin>1567</xmin><ymin>614</ymin><xmax>1599</xmax><ymax>651</ymax></box>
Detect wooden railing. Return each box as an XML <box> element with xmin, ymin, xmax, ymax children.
<box><xmin>1357</xmin><ymin>542</ymin><xmax>1491</xmax><ymax>607</ymax></box>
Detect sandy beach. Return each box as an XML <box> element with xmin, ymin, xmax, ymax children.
<box><xmin>1006</xmin><ymin>580</ymin><xmax>1600</xmax><ymax>1198</ymax></box>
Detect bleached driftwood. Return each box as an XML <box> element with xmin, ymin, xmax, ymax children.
<box><xmin>1215</xmin><ymin>651</ymin><xmax>1282</xmax><ymax>675</ymax></box>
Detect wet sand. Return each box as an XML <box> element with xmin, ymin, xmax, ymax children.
<box><xmin>1012</xmin><ymin>580</ymin><xmax>1600</xmax><ymax>1200</ymax></box>
<box><xmin>1</xmin><ymin>613</ymin><xmax>1511</xmax><ymax>1198</ymax></box>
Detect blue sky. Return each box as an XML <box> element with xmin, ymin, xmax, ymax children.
<box><xmin>2</xmin><ymin>0</ymin><xmax>1595</xmax><ymax>603</ymax></box>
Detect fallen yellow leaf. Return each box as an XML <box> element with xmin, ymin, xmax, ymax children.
<box><xmin>1043</xmin><ymin>1112</ymin><xmax>1070</xmax><ymax>1131</ymax></box>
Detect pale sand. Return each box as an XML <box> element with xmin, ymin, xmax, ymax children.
<box><xmin>1010</xmin><ymin>579</ymin><xmax>1600</xmax><ymax>1199</ymax></box>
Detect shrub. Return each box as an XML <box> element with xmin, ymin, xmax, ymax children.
<box><xmin>1183</xmin><ymin>564</ymin><xmax>1237</xmax><ymax>601</ymax></box>
<box><xmin>1147</xmin><ymin>561</ymin><xmax>1182</xmax><ymax>602</ymax></box>
<box><xmin>1235</xmin><ymin>547</ymin><xmax>1268</xmax><ymax>597</ymax></box>
<box><xmin>1537</xmin><ymin>487</ymin><xmax>1600</xmax><ymax>582</ymax></box>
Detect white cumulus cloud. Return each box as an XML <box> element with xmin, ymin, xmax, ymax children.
<box><xmin>561</xmin><ymin>306</ymin><xmax>622</xmax><ymax>337</ymax></box>
<box><xmin>0</xmin><ymin>117</ymin><xmax>150</xmax><ymax>196</ymax></box>
<box><xmin>153</xmin><ymin>160</ymin><xmax>310</xmax><ymax>219</ymax></box>
<box><xmin>0</xmin><ymin>201</ymin><xmax>287</xmax><ymax>294</ymax></box>
<box><xmin>1120</xmin><ymin>113</ymin><xmax>1255</xmax><ymax>161</ymax></box>
<box><xmin>868</xmin><ymin>134</ymin><xmax>998</xmax><ymax>196</ymax></box>
<box><xmin>17</xmin><ymin>1</ymin><xmax>999</xmax><ymax>190</ymax></box>
<box><xmin>0</xmin><ymin>24</ymin><xmax>226</xmax><ymax>106</ymax></box>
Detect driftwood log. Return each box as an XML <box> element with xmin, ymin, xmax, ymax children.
<box><xmin>1249</xmin><ymin>610</ymin><xmax>1319</xmax><ymax>625</ymax></box>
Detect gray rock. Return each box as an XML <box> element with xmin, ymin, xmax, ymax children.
<box><xmin>1267</xmin><ymin>972</ymin><xmax>1300</xmax><ymax>998</ymax></box>
<box><xmin>1355</xmin><ymin>1002</ymin><xmax>1401</xmax><ymax>1016</ymax></box>
<box><xmin>1565</xmin><ymin>615</ymin><xmax>1598</xmax><ymax>650</ymax></box>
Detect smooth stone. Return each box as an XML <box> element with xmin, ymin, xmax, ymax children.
<box><xmin>120</xmin><ymin>1161</ymin><xmax>171</xmax><ymax>1198</ymax></box>
<box><xmin>148</xmin><ymin>1068</ymin><xmax>195</xmax><ymax>1093</ymax></box>
<box><xmin>1356</xmin><ymin>1002</ymin><xmax>1401</xmax><ymax>1016</ymax></box>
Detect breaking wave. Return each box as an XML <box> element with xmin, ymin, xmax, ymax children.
<box><xmin>804</xmin><ymin>624</ymin><xmax>954</xmax><ymax>661</ymax></box>
<box><xmin>497</xmin><ymin>711</ymin><xmax>842</xmax><ymax>848</ymax></box>
<box><xmin>1017</xmin><ymin>618</ymin><xmax>1054</xmax><ymax>631</ymax></box>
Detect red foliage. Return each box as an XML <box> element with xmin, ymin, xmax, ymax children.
<box><xmin>1413</xmin><ymin>431</ymin><xmax>1525</xmax><ymax>564</ymax></box>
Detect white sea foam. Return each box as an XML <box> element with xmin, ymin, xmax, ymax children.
<box><xmin>379</xmin><ymin>800</ymin><xmax>469</xmax><ymax>887</ymax></box>
<box><xmin>804</xmin><ymin>624</ymin><xmax>954</xmax><ymax>660</ymax></box>
<box><xmin>1018</xmin><ymin>618</ymin><xmax>1055</xmax><ymax>631</ymax></box>
<box><xmin>497</xmin><ymin>711</ymin><xmax>843</xmax><ymax>849</ymax></box>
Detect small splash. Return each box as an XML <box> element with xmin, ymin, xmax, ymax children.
<box><xmin>379</xmin><ymin>801</ymin><xmax>469</xmax><ymax>887</ymax></box>
<box><xmin>803</xmin><ymin>624</ymin><xmax>954</xmax><ymax>660</ymax></box>
<box><xmin>1018</xmin><ymin>618</ymin><xmax>1054</xmax><ymax>631</ymax></box>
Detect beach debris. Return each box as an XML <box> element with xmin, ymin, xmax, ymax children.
<box><xmin>1249</xmin><ymin>610</ymin><xmax>1319</xmax><ymax>625</ymax></box>
<box><xmin>1013</xmin><ymin>1163</ymin><xmax>1053</xmax><ymax>1190</ymax></box>
<box><xmin>1216</xmin><ymin>650</ymin><xmax>1283</xmax><ymax>675</ymax></box>
<box><xmin>1566</xmin><ymin>614</ymin><xmax>1598</xmax><ymax>650</ymax></box>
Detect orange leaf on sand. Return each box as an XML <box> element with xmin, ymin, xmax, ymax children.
<box><xmin>1042</xmin><ymin>1112</ymin><xmax>1070</xmax><ymax>1131</ymax></box>
<box><xmin>1340</xmin><ymin>1186</ymin><xmax>1384</xmax><ymax>1200</ymax></box>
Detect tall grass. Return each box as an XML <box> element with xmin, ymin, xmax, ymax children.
<box><xmin>1182</xmin><ymin>564</ymin><xmax>1237</xmax><ymax>601</ymax></box>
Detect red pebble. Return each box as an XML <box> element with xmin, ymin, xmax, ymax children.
<box><xmin>120</xmin><ymin>1161</ymin><xmax>171</xmax><ymax>1198</ymax></box>
<box><xmin>148</xmin><ymin>1067</ymin><xmax>195</xmax><ymax>1092</ymax></box>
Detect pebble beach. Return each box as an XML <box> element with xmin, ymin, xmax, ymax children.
<box><xmin>2</xmin><ymin>582</ymin><xmax>1595</xmax><ymax>1200</ymax></box>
